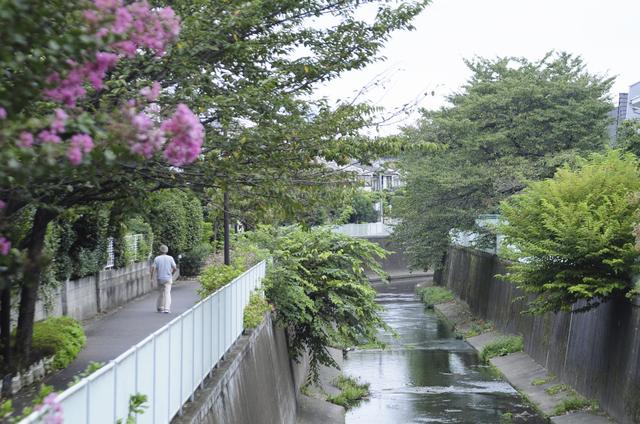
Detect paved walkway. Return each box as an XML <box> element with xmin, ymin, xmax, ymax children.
<box><xmin>46</xmin><ymin>280</ymin><xmax>200</xmax><ymax>390</ymax></box>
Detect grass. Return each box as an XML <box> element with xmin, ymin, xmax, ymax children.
<box><xmin>480</xmin><ymin>335</ymin><xmax>524</xmax><ymax>361</ymax></box>
<box><xmin>546</xmin><ymin>383</ymin><xmax>571</xmax><ymax>395</ymax></box>
<box><xmin>531</xmin><ymin>375</ymin><xmax>556</xmax><ymax>386</ymax></box>
<box><xmin>553</xmin><ymin>395</ymin><xmax>598</xmax><ymax>415</ymax></box>
<box><xmin>499</xmin><ymin>412</ymin><xmax>513</xmax><ymax>423</ymax></box>
<box><xmin>326</xmin><ymin>374</ymin><xmax>370</xmax><ymax>409</ymax></box>
<box><xmin>463</xmin><ymin>320</ymin><xmax>494</xmax><ymax>338</ymax></box>
<box><xmin>417</xmin><ymin>286</ymin><xmax>454</xmax><ymax>306</ymax></box>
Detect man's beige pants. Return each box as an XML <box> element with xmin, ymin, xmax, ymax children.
<box><xmin>156</xmin><ymin>279</ymin><xmax>172</xmax><ymax>312</ymax></box>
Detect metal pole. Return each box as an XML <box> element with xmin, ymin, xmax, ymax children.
<box><xmin>223</xmin><ymin>191</ymin><xmax>230</xmax><ymax>265</ymax></box>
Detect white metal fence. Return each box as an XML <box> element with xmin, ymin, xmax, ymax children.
<box><xmin>332</xmin><ymin>222</ymin><xmax>394</xmax><ymax>238</ymax></box>
<box><xmin>22</xmin><ymin>260</ymin><xmax>267</xmax><ymax>424</ymax></box>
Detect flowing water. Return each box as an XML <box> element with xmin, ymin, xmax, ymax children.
<box><xmin>343</xmin><ymin>284</ymin><xmax>546</xmax><ymax>424</ymax></box>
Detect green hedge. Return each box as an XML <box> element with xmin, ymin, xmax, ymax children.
<box><xmin>32</xmin><ymin>316</ymin><xmax>86</xmax><ymax>370</ymax></box>
<box><xmin>147</xmin><ymin>189</ymin><xmax>203</xmax><ymax>257</ymax></box>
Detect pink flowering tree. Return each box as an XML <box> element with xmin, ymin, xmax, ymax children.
<box><xmin>0</xmin><ymin>0</ymin><xmax>203</xmax><ymax>369</ymax></box>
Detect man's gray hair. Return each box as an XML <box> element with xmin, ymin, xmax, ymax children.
<box><xmin>159</xmin><ymin>244</ymin><xmax>169</xmax><ymax>253</ymax></box>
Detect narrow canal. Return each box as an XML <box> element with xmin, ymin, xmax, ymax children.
<box><xmin>342</xmin><ymin>283</ymin><xmax>545</xmax><ymax>424</ymax></box>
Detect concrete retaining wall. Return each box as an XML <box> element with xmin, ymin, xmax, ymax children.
<box><xmin>440</xmin><ymin>246</ymin><xmax>640</xmax><ymax>424</ymax></box>
<box><xmin>362</xmin><ymin>236</ymin><xmax>410</xmax><ymax>275</ymax></box>
<box><xmin>176</xmin><ymin>314</ymin><xmax>308</xmax><ymax>424</ymax></box>
<box><xmin>35</xmin><ymin>261</ymin><xmax>158</xmax><ymax>322</ymax></box>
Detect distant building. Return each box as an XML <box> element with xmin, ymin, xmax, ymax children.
<box><xmin>343</xmin><ymin>159</ymin><xmax>403</xmax><ymax>192</ymax></box>
<box><xmin>609</xmin><ymin>82</ymin><xmax>640</xmax><ymax>143</ymax></box>
<box><xmin>628</xmin><ymin>82</ymin><xmax>640</xmax><ymax>119</ymax></box>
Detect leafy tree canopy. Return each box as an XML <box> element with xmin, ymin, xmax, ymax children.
<box><xmin>244</xmin><ymin>226</ymin><xmax>388</xmax><ymax>381</ymax></box>
<box><xmin>392</xmin><ymin>52</ymin><xmax>613</xmax><ymax>270</ymax></box>
<box><xmin>499</xmin><ymin>150</ymin><xmax>640</xmax><ymax>314</ymax></box>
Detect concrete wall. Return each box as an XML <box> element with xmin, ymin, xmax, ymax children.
<box><xmin>362</xmin><ymin>236</ymin><xmax>411</xmax><ymax>275</ymax></box>
<box><xmin>176</xmin><ymin>314</ymin><xmax>308</xmax><ymax>424</ymax></box>
<box><xmin>35</xmin><ymin>261</ymin><xmax>157</xmax><ymax>322</ymax></box>
<box><xmin>440</xmin><ymin>246</ymin><xmax>640</xmax><ymax>424</ymax></box>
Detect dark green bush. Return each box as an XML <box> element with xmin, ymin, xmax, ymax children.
<box><xmin>147</xmin><ymin>189</ymin><xmax>204</xmax><ymax>256</ymax></box>
<box><xmin>32</xmin><ymin>316</ymin><xmax>86</xmax><ymax>370</ymax></box>
<box><xmin>180</xmin><ymin>243</ymin><xmax>212</xmax><ymax>277</ymax></box>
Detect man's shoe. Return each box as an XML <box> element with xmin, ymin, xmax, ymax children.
<box><xmin>162</xmin><ymin>310</ymin><xmax>170</xmax><ymax>314</ymax></box>
<box><xmin>157</xmin><ymin>309</ymin><xmax>162</xmax><ymax>313</ymax></box>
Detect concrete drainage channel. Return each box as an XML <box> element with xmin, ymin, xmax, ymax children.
<box><xmin>434</xmin><ymin>301</ymin><xmax>616</xmax><ymax>424</ymax></box>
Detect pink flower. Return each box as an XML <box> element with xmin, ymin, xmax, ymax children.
<box><xmin>66</xmin><ymin>146</ymin><xmax>83</xmax><ymax>165</ymax></box>
<box><xmin>43</xmin><ymin>69</ymin><xmax>86</xmax><ymax>107</ymax></box>
<box><xmin>140</xmin><ymin>81</ymin><xmax>161</xmax><ymax>101</ymax></box>
<box><xmin>0</xmin><ymin>237</ymin><xmax>10</xmax><ymax>256</ymax></box>
<box><xmin>38</xmin><ymin>130</ymin><xmax>61</xmax><ymax>144</ymax></box>
<box><xmin>113</xmin><ymin>6</ymin><xmax>133</xmax><ymax>34</ymax></box>
<box><xmin>42</xmin><ymin>393</ymin><xmax>63</xmax><ymax>424</ymax></box>
<box><xmin>126</xmin><ymin>108</ymin><xmax>165</xmax><ymax>158</ymax></box>
<box><xmin>0</xmin><ymin>107</ymin><xmax>6</xmax><ymax>119</ymax></box>
<box><xmin>71</xmin><ymin>133</ymin><xmax>94</xmax><ymax>153</ymax></box>
<box><xmin>112</xmin><ymin>40</ymin><xmax>137</xmax><ymax>57</ymax></box>
<box><xmin>94</xmin><ymin>0</ymin><xmax>121</xmax><ymax>10</ymax></box>
<box><xmin>18</xmin><ymin>132</ymin><xmax>34</xmax><ymax>148</ymax></box>
<box><xmin>67</xmin><ymin>133</ymin><xmax>94</xmax><ymax>165</ymax></box>
<box><xmin>161</xmin><ymin>104</ymin><xmax>204</xmax><ymax>166</ymax></box>
<box><xmin>83</xmin><ymin>10</ymin><xmax>99</xmax><ymax>23</ymax></box>
<box><xmin>51</xmin><ymin>109</ymin><xmax>68</xmax><ymax>133</ymax></box>
<box><xmin>0</xmin><ymin>200</ymin><xmax>5</xmax><ymax>209</ymax></box>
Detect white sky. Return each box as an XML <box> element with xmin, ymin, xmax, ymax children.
<box><xmin>314</xmin><ymin>0</ymin><xmax>640</xmax><ymax>134</ymax></box>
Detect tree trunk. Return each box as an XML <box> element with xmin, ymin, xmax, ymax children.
<box><xmin>0</xmin><ymin>288</ymin><xmax>11</xmax><ymax>372</ymax></box>
<box><xmin>14</xmin><ymin>208</ymin><xmax>55</xmax><ymax>367</ymax></box>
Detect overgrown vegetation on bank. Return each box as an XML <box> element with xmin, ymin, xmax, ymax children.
<box><xmin>327</xmin><ymin>375</ymin><xmax>370</xmax><ymax>409</ymax></box>
<box><xmin>480</xmin><ymin>335</ymin><xmax>524</xmax><ymax>361</ymax></box>
<box><xmin>417</xmin><ymin>286</ymin><xmax>454</xmax><ymax>307</ymax></box>
<box><xmin>500</xmin><ymin>151</ymin><xmax>640</xmax><ymax>313</ymax></box>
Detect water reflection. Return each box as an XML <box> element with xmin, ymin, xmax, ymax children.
<box><xmin>343</xmin><ymin>288</ymin><xmax>545</xmax><ymax>424</ymax></box>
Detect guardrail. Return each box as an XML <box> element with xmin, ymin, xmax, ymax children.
<box><xmin>22</xmin><ymin>260</ymin><xmax>267</xmax><ymax>424</ymax></box>
<box><xmin>332</xmin><ymin>222</ymin><xmax>394</xmax><ymax>238</ymax></box>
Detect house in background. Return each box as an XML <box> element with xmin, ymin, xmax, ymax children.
<box><xmin>343</xmin><ymin>159</ymin><xmax>403</xmax><ymax>192</ymax></box>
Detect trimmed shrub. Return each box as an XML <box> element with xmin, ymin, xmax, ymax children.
<box><xmin>180</xmin><ymin>243</ymin><xmax>212</xmax><ymax>277</ymax></box>
<box><xmin>31</xmin><ymin>316</ymin><xmax>86</xmax><ymax>369</ymax></box>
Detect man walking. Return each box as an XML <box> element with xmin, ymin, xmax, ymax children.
<box><xmin>151</xmin><ymin>244</ymin><xmax>177</xmax><ymax>313</ymax></box>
